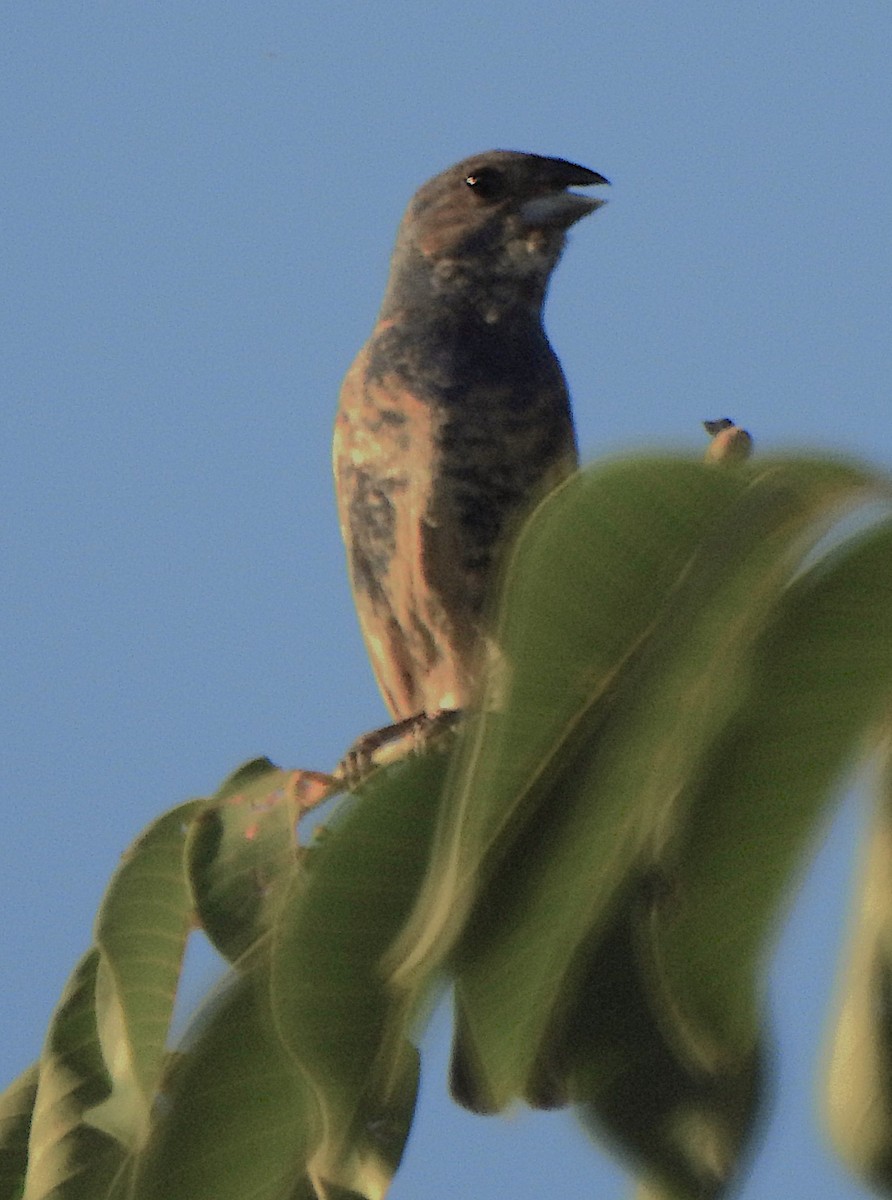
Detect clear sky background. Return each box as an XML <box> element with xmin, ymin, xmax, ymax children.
<box><xmin>3</xmin><ymin>4</ymin><xmax>891</xmax><ymax>1197</ymax></box>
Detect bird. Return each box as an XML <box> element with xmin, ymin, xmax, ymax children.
<box><xmin>333</xmin><ymin>150</ymin><xmax>609</xmax><ymax>768</ymax></box>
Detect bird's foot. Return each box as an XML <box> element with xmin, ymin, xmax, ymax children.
<box><xmin>335</xmin><ymin>708</ymin><xmax>463</xmax><ymax>786</ymax></box>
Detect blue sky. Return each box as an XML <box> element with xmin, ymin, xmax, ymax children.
<box><xmin>3</xmin><ymin>4</ymin><xmax>891</xmax><ymax>1196</ymax></box>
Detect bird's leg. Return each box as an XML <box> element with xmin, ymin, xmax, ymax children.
<box><xmin>410</xmin><ymin>706</ymin><xmax>463</xmax><ymax>748</ymax></box>
<box><xmin>335</xmin><ymin>708</ymin><xmax>463</xmax><ymax>785</ymax></box>
<box><xmin>338</xmin><ymin>714</ymin><xmax>423</xmax><ymax>781</ymax></box>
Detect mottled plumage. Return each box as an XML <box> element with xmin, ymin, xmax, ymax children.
<box><xmin>334</xmin><ymin>150</ymin><xmax>608</xmax><ymax>732</ymax></box>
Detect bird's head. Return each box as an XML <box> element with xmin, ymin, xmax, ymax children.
<box><xmin>382</xmin><ymin>150</ymin><xmax>609</xmax><ymax>323</ymax></box>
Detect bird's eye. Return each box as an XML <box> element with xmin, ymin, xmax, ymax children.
<box><xmin>464</xmin><ymin>167</ymin><xmax>505</xmax><ymax>201</ymax></box>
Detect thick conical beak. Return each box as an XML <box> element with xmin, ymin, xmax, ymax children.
<box><xmin>518</xmin><ymin>157</ymin><xmax>609</xmax><ymax>229</ymax></box>
<box><xmin>519</xmin><ymin>191</ymin><xmax>607</xmax><ymax>228</ymax></box>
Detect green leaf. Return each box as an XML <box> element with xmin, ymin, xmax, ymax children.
<box><xmin>650</xmin><ymin>518</ymin><xmax>892</xmax><ymax>1068</ymax></box>
<box><xmin>429</xmin><ymin>457</ymin><xmax>876</xmax><ymax>1111</ymax></box>
<box><xmin>566</xmin><ymin>901</ymin><xmax>763</xmax><ymax>1200</ymax></box>
<box><xmin>825</xmin><ymin>736</ymin><xmax>892</xmax><ymax>1190</ymax></box>
<box><xmin>0</xmin><ymin>1064</ymin><xmax>38</xmax><ymax>1200</ymax></box>
<box><xmin>22</xmin><ymin>951</ymin><xmax>127</xmax><ymax>1200</ymax></box>
<box><xmin>317</xmin><ymin>1045</ymin><xmax>420</xmax><ymax>1200</ymax></box>
<box><xmin>391</xmin><ymin>458</ymin><xmax>752</xmax><ymax>989</ymax></box>
<box><xmin>187</xmin><ymin>759</ymin><xmax>303</xmax><ymax>962</ymax></box>
<box><xmin>93</xmin><ymin>799</ymin><xmax>206</xmax><ymax>1131</ymax></box>
<box><xmin>270</xmin><ymin>750</ymin><xmax>449</xmax><ymax>1186</ymax></box>
<box><xmin>131</xmin><ymin>949</ymin><xmax>417</xmax><ymax>1200</ymax></box>
<box><xmin>128</xmin><ymin>958</ymin><xmax>315</xmax><ymax>1200</ymax></box>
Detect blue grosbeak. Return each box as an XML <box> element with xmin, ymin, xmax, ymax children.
<box><xmin>334</xmin><ymin>150</ymin><xmax>608</xmax><ymax>760</ymax></box>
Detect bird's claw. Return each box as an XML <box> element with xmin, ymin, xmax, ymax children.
<box><xmin>335</xmin><ymin>709</ymin><xmax>463</xmax><ymax>787</ymax></box>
